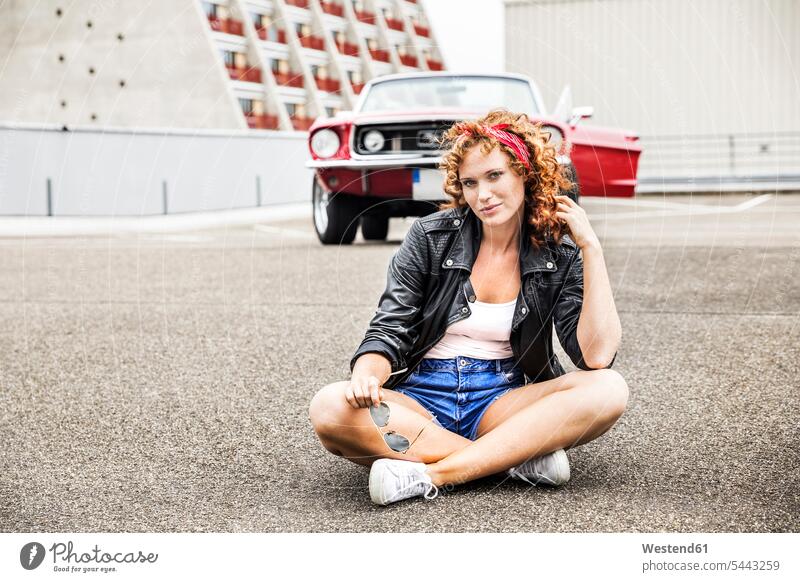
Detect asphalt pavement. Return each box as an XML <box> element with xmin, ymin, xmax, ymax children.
<box><xmin>0</xmin><ymin>193</ymin><xmax>798</xmax><ymax>532</ymax></box>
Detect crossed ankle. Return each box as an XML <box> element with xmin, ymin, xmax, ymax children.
<box><xmin>424</xmin><ymin>462</ymin><xmax>478</xmax><ymax>488</ymax></box>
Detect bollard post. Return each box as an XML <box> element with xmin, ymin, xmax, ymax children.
<box><xmin>256</xmin><ymin>175</ymin><xmax>262</xmax><ymax>207</ymax></box>
<box><xmin>46</xmin><ymin>178</ymin><xmax>53</xmax><ymax>216</ymax></box>
<box><xmin>162</xmin><ymin>180</ymin><xmax>168</xmax><ymax>215</ymax></box>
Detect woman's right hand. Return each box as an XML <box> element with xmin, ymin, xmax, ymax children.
<box><xmin>345</xmin><ymin>374</ymin><xmax>385</xmax><ymax>408</ymax></box>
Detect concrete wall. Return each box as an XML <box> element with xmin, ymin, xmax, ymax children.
<box><xmin>505</xmin><ymin>0</ymin><xmax>799</xmax><ymax>135</ymax></box>
<box><xmin>0</xmin><ymin>124</ymin><xmax>313</xmax><ymax>216</ymax></box>
<box><xmin>0</xmin><ymin>0</ymin><xmax>243</xmax><ymax>129</ymax></box>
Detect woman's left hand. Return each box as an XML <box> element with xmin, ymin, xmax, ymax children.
<box><xmin>554</xmin><ymin>195</ymin><xmax>600</xmax><ymax>250</ymax></box>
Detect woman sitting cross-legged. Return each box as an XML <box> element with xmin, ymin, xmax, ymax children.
<box><xmin>308</xmin><ymin>108</ymin><xmax>628</xmax><ymax>506</ymax></box>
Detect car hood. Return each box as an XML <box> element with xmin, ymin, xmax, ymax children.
<box><xmin>311</xmin><ymin>108</ymin><xmax>563</xmax><ymax>133</ymax></box>
<box><xmin>348</xmin><ymin>109</ymin><xmax>560</xmax><ymax>125</ymax></box>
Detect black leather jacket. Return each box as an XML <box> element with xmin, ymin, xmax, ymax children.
<box><xmin>350</xmin><ymin>204</ymin><xmax>616</xmax><ymax>389</ymax></box>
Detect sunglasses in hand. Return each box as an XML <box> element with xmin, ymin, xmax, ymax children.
<box><xmin>368</xmin><ymin>401</ymin><xmax>426</xmax><ymax>454</ymax></box>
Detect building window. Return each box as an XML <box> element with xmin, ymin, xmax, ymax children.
<box><xmin>239</xmin><ymin>98</ymin><xmax>254</xmax><ymax>115</ymax></box>
<box><xmin>202</xmin><ymin>1</ymin><xmax>217</xmax><ymax>18</ymax></box>
<box><xmin>273</xmin><ymin>59</ymin><xmax>290</xmax><ymax>74</ymax></box>
<box><xmin>347</xmin><ymin>69</ymin><xmax>362</xmax><ymax>84</ymax></box>
<box><xmin>286</xmin><ymin>103</ymin><xmax>308</xmax><ymax>118</ymax></box>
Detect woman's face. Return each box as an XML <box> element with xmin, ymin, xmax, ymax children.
<box><xmin>457</xmin><ymin>144</ymin><xmax>526</xmax><ymax>228</ymax></box>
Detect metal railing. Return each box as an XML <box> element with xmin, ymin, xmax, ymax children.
<box><xmin>636</xmin><ymin>131</ymin><xmax>800</xmax><ymax>192</ymax></box>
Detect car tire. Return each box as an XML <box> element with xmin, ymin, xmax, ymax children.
<box><xmin>562</xmin><ymin>162</ymin><xmax>581</xmax><ymax>204</ymax></box>
<box><xmin>312</xmin><ymin>178</ymin><xmax>360</xmax><ymax>245</ymax></box>
<box><xmin>361</xmin><ymin>214</ymin><xmax>390</xmax><ymax>241</ymax></box>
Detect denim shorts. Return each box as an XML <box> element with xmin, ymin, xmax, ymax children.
<box><xmin>392</xmin><ymin>356</ymin><xmax>526</xmax><ymax>441</ymax></box>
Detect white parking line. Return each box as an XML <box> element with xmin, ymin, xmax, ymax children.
<box><xmin>733</xmin><ymin>194</ymin><xmax>774</xmax><ymax>211</ymax></box>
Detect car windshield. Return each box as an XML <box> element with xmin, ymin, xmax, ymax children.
<box><xmin>359</xmin><ymin>76</ymin><xmax>539</xmax><ymax>114</ymax></box>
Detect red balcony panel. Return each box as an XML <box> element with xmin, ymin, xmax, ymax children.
<box><xmin>227</xmin><ymin>65</ymin><xmax>244</xmax><ymax>81</ymax></box>
<box><xmin>225</xmin><ymin>19</ymin><xmax>244</xmax><ymax>36</ymax></box>
<box><xmin>285</xmin><ymin>0</ymin><xmax>309</xmax><ymax>8</ymax></box>
<box><xmin>413</xmin><ymin>24</ymin><xmax>429</xmax><ymax>37</ymax></box>
<box><xmin>228</xmin><ymin>66</ymin><xmax>261</xmax><ymax>83</ymax></box>
<box><xmin>278</xmin><ymin>29</ymin><xmax>287</xmax><ymax>44</ymax></box>
<box><xmin>351</xmin><ymin>82</ymin><xmax>364</xmax><ymax>94</ymax></box>
<box><xmin>400</xmin><ymin>55</ymin><xmax>417</xmax><ymax>67</ymax></box>
<box><xmin>317</xmin><ymin>78</ymin><xmax>340</xmax><ymax>93</ymax></box>
<box><xmin>385</xmin><ymin>17</ymin><xmax>404</xmax><ymax>31</ymax></box>
<box><xmin>209</xmin><ymin>16</ymin><xmax>244</xmax><ymax>36</ymax></box>
<box><xmin>274</xmin><ymin>72</ymin><xmax>305</xmax><ymax>88</ymax></box>
<box><xmin>356</xmin><ymin>11</ymin><xmax>375</xmax><ymax>24</ymax></box>
<box><xmin>337</xmin><ymin>41</ymin><xmax>359</xmax><ymax>56</ymax></box>
<box><xmin>370</xmin><ymin>48</ymin><xmax>389</xmax><ymax>62</ymax></box>
<box><xmin>246</xmin><ymin>114</ymin><xmax>279</xmax><ymax>130</ymax></box>
<box><xmin>300</xmin><ymin>36</ymin><xmax>325</xmax><ymax>50</ymax></box>
<box><xmin>321</xmin><ymin>2</ymin><xmax>344</xmax><ymax>17</ymax></box>
<box><xmin>427</xmin><ymin>59</ymin><xmax>443</xmax><ymax>71</ymax></box>
<box><xmin>292</xmin><ymin>117</ymin><xmax>315</xmax><ymax>131</ymax></box>
<box><xmin>245</xmin><ymin>67</ymin><xmax>262</xmax><ymax>83</ymax></box>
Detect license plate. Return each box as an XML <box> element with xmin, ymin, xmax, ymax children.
<box><xmin>412</xmin><ymin>168</ymin><xmax>446</xmax><ymax>200</ymax></box>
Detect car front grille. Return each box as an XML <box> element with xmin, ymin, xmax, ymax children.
<box><xmin>354</xmin><ymin>121</ymin><xmax>455</xmax><ymax>155</ymax></box>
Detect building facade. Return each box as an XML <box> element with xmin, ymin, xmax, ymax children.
<box><xmin>504</xmin><ymin>0</ymin><xmax>800</xmax><ymax>189</ymax></box>
<box><xmin>0</xmin><ymin>0</ymin><xmax>445</xmax><ymax>131</ymax></box>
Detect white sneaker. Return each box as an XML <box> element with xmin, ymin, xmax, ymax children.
<box><xmin>508</xmin><ymin>449</ymin><xmax>571</xmax><ymax>486</ymax></box>
<box><xmin>369</xmin><ymin>459</ymin><xmax>439</xmax><ymax>505</ymax></box>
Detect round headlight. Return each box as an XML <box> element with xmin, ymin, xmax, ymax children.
<box><xmin>311</xmin><ymin>129</ymin><xmax>341</xmax><ymax>158</ymax></box>
<box><xmin>541</xmin><ymin>125</ymin><xmax>565</xmax><ymax>154</ymax></box>
<box><xmin>363</xmin><ymin>130</ymin><xmax>385</xmax><ymax>153</ymax></box>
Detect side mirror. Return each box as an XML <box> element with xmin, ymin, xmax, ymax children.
<box><xmin>568</xmin><ymin>106</ymin><xmax>594</xmax><ymax>128</ymax></box>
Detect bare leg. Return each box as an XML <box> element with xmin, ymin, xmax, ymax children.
<box><xmin>308</xmin><ymin>381</ymin><xmax>472</xmax><ymax>465</ymax></box>
<box><xmin>425</xmin><ymin>369</ymin><xmax>629</xmax><ymax>487</ymax></box>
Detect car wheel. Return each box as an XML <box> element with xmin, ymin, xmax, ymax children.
<box><xmin>361</xmin><ymin>214</ymin><xmax>389</xmax><ymax>241</ymax></box>
<box><xmin>562</xmin><ymin>162</ymin><xmax>581</xmax><ymax>204</ymax></box>
<box><xmin>312</xmin><ymin>178</ymin><xmax>360</xmax><ymax>245</ymax></box>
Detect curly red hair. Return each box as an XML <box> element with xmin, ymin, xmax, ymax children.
<box><xmin>438</xmin><ymin>109</ymin><xmax>572</xmax><ymax>249</ymax></box>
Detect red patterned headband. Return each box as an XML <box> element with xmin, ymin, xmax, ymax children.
<box><xmin>453</xmin><ymin>122</ymin><xmax>532</xmax><ymax>170</ymax></box>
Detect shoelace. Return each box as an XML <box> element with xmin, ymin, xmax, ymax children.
<box><xmin>510</xmin><ymin>456</ymin><xmax>558</xmax><ymax>486</ymax></box>
<box><xmin>510</xmin><ymin>466</ymin><xmax>548</xmax><ymax>486</ymax></box>
<box><xmin>390</xmin><ymin>468</ymin><xmax>440</xmax><ymax>502</ymax></box>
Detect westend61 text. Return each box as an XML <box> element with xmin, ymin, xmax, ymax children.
<box><xmin>642</xmin><ymin>543</ymin><xmax>708</xmax><ymax>554</ymax></box>
<box><xmin>49</xmin><ymin>542</ymin><xmax>158</xmax><ymax>564</ymax></box>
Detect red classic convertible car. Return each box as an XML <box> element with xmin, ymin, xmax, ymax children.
<box><xmin>306</xmin><ymin>72</ymin><xmax>641</xmax><ymax>244</ymax></box>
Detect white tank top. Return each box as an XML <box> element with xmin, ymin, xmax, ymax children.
<box><xmin>424</xmin><ymin>297</ymin><xmax>516</xmax><ymax>359</ymax></box>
